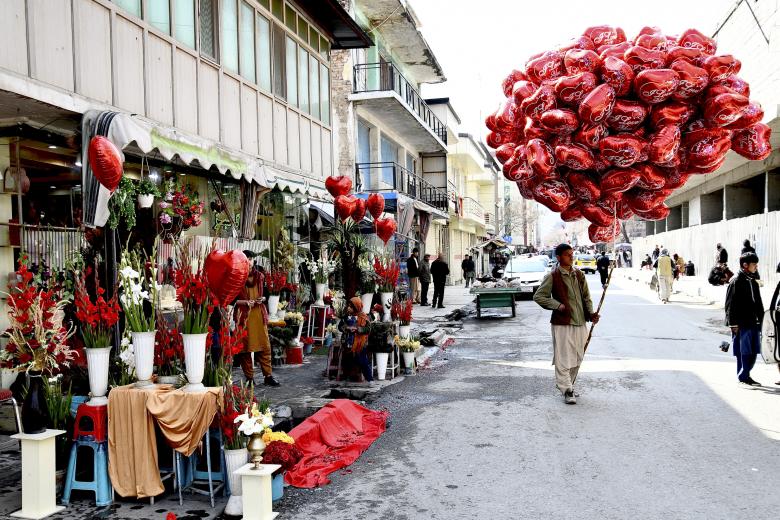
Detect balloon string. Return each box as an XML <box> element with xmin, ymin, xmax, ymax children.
<box><xmin>584</xmin><ymin>201</ymin><xmax>618</xmax><ymax>354</ymax></box>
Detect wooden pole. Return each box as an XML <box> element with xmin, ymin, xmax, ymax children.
<box><xmin>584</xmin><ymin>265</ymin><xmax>613</xmax><ymax>352</ymax></box>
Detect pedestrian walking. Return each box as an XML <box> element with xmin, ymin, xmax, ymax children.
<box><xmin>596</xmin><ymin>251</ymin><xmax>610</xmax><ymax>288</ymax></box>
<box><xmin>419</xmin><ymin>254</ymin><xmax>432</xmax><ymax>306</ymax></box>
<box><xmin>716</xmin><ymin>243</ymin><xmax>729</xmax><ymax>265</ymax></box>
<box><xmin>431</xmin><ymin>252</ymin><xmax>450</xmax><ymax>309</ymax></box>
<box><xmin>771</xmin><ymin>261</ymin><xmax>780</xmax><ymax>386</ymax></box>
<box><xmin>725</xmin><ymin>252</ymin><xmax>764</xmax><ymax>386</ymax></box>
<box><xmin>652</xmin><ymin>245</ymin><xmax>660</xmax><ymax>262</ymax></box>
<box><xmin>673</xmin><ymin>254</ymin><xmax>685</xmax><ymax>278</ymax></box>
<box><xmin>533</xmin><ymin>243</ymin><xmax>599</xmax><ymax>405</ymax></box>
<box><xmin>741</xmin><ymin>239</ymin><xmax>755</xmax><ymax>254</ymax></box>
<box><xmin>407</xmin><ymin>248</ymin><xmax>421</xmax><ymax>304</ymax></box>
<box><xmin>461</xmin><ymin>255</ymin><xmax>476</xmax><ymax>288</ymax></box>
<box><xmin>235</xmin><ymin>263</ymin><xmax>279</xmax><ymax>387</ymax></box>
<box><xmin>655</xmin><ymin>249</ymin><xmax>674</xmax><ymax>303</ymax></box>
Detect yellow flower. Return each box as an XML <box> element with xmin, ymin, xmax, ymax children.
<box><xmin>262</xmin><ymin>430</ymin><xmax>295</xmax><ymax>445</ymax></box>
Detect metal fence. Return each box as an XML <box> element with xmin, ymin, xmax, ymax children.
<box><xmin>355</xmin><ymin>162</ymin><xmax>449</xmax><ymax>212</ymax></box>
<box><xmin>2</xmin><ymin>223</ymin><xmax>86</xmax><ymax>271</ymax></box>
<box><xmin>353</xmin><ymin>62</ymin><xmax>447</xmax><ymax>145</ymax></box>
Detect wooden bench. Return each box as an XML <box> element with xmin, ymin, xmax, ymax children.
<box><xmin>471</xmin><ymin>288</ymin><xmax>518</xmax><ymax>318</ymax></box>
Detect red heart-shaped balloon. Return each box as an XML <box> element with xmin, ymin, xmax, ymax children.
<box><xmin>494</xmin><ymin>100</ymin><xmax>517</xmax><ymax>132</ymax></box>
<box><xmin>650</xmin><ymin>100</ymin><xmax>696</xmax><ymax>129</ymax></box>
<box><xmin>704</xmin><ymin>92</ymin><xmax>749</xmax><ymax>127</ymax></box>
<box><xmin>325</xmin><ymin>175</ymin><xmax>353</xmax><ymax>198</ymax></box>
<box><xmin>560</xmin><ymin>204</ymin><xmax>583</xmax><ymax>222</ymax></box>
<box><xmin>540</xmin><ymin>109</ymin><xmax>579</xmax><ymax>135</ymax></box>
<box><xmin>567</xmin><ymin>171</ymin><xmax>602</xmax><ymax>202</ymax></box>
<box><xmin>724</xmin><ymin>102</ymin><xmax>764</xmax><ymax>130</ymax></box>
<box><xmin>485</xmin><ymin>114</ymin><xmax>499</xmax><ymax>133</ymax></box>
<box><xmin>600</xmin><ymin>166</ymin><xmax>642</xmax><ymax>194</ymax></box>
<box><xmin>564</xmin><ymin>49</ymin><xmax>602</xmax><ymax>74</ymax></box>
<box><xmin>367</xmin><ymin>193</ymin><xmax>385</xmax><ymax>219</ymax></box>
<box><xmin>502</xmin><ymin>69</ymin><xmax>529</xmax><ymax>97</ymax></box>
<box><xmin>351</xmin><ymin>198</ymin><xmax>367</xmax><ymax>222</ymax></box>
<box><xmin>634</xmin><ymin>69</ymin><xmax>679</xmax><ymax>104</ymax></box>
<box><xmin>204</xmin><ymin>249</ymin><xmax>250</xmax><ymax>306</ymax></box>
<box><xmin>525</xmin><ymin>51</ymin><xmax>565</xmax><ymax>84</ymax></box>
<box><xmin>581</xmin><ymin>202</ymin><xmax>614</xmax><ymax>226</ymax></box>
<box><xmin>649</xmin><ymin>125</ymin><xmax>681</xmax><ymax>164</ymax></box>
<box><xmin>702</xmin><ymin>54</ymin><xmax>741</xmax><ymax>83</ymax></box>
<box><xmin>533</xmin><ymin>179</ymin><xmax>571</xmax><ymax>212</ymax></box>
<box><xmin>495</xmin><ymin>143</ymin><xmax>517</xmax><ymax>164</ymax></box>
<box><xmin>670</xmin><ymin>59</ymin><xmax>709</xmax><ymax>99</ymax></box>
<box><xmin>555</xmin><ymin>144</ymin><xmax>595</xmax><ymax>170</ymax></box>
<box><xmin>599</xmin><ymin>134</ymin><xmax>644</xmax><ymax>167</ymax></box>
<box><xmin>334</xmin><ymin>194</ymin><xmax>357</xmax><ymax>222</ymax></box>
<box><xmin>588</xmin><ymin>222</ymin><xmax>620</xmax><ymax>243</ymax></box>
<box><xmin>635</xmin><ymin>163</ymin><xmax>667</xmax><ymax>190</ymax></box>
<box><xmin>634</xmin><ymin>204</ymin><xmax>671</xmax><ymax>220</ymax></box>
<box><xmin>625</xmin><ymin>188</ymin><xmax>669</xmax><ymax>212</ymax></box>
<box><xmin>525</xmin><ymin>139</ymin><xmax>557</xmax><ymax>178</ymax></box>
<box><xmin>375</xmin><ymin>218</ymin><xmax>397</xmax><ymax>244</ymax></box>
<box><xmin>516</xmin><ymin>179</ymin><xmax>537</xmax><ymax>199</ymax></box>
<box><xmin>678</xmin><ymin>29</ymin><xmax>717</xmax><ymax>55</ymax></box>
<box><xmin>615</xmin><ymin>199</ymin><xmax>635</xmax><ymax>220</ymax></box>
<box><xmin>579</xmin><ymin>84</ymin><xmax>616</xmax><ymax>124</ymax></box>
<box><xmin>731</xmin><ymin>122</ymin><xmax>772</xmax><ymax>160</ymax></box>
<box><xmin>662</xmin><ymin>168</ymin><xmax>691</xmax><ymax>189</ymax></box>
<box><xmin>635</xmin><ymin>33</ymin><xmax>668</xmax><ymax>51</ymax></box>
<box><xmin>584</xmin><ymin>26</ymin><xmax>627</xmax><ymax>47</ymax></box>
<box><xmin>665</xmin><ymin>46</ymin><xmax>706</xmax><ymax>66</ymax></box>
<box><xmin>88</xmin><ymin>136</ymin><xmax>123</xmax><ymax>192</ymax></box>
<box><xmin>716</xmin><ymin>75</ymin><xmax>750</xmax><ymax>97</ymax></box>
<box><xmin>559</xmin><ymin>35</ymin><xmax>596</xmax><ymax>52</ymax></box>
<box><xmin>684</xmin><ymin>128</ymin><xmax>732</xmax><ymax>169</ymax></box>
<box><xmin>554</xmin><ymin>72</ymin><xmax>598</xmax><ymax>106</ymax></box>
<box><xmin>521</xmin><ymin>85</ymin><xmax>557</xmax><ymax>121</ymax></box>
<box><xmin>623</xmin><ymin>46</ymin><xmax>666</xmax><ymax>74</ymax></box>
<box><xmin>636</xmin><ymin>26</ymin><xmax>663</xmax><ymax>38</ymax></box>
<box><xmin>598</xmin><ymin>42</ymin><xmax>633</xmax><ymax>60</ymax></box>
<box><xmin>512</xmin><ymin>80</ymin><xmax>538</xmax><ymax>106</ymax></box>
<box><xmin>486</xmin><ymin>131</ymin><xmax>513</xmax><ymax>149</ymax></box>
<box><xmin>573</xmin><ymin>123</ymin><xmax>609</xmax><ymax>149</ymax></box>
<box><xmin>606</xmin><ymin>99</ymin><xmax>648</xmax><ymax>131</ymax></box>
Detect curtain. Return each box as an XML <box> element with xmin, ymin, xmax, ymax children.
<box><xmin>419</xmin><ymin>211</ymin><xmax>431</xmax><ymax>243</ymax></box>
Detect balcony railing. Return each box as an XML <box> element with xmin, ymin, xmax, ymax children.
<box><xmin>353</xmin><ymin>62</ymin><xmax>447</xmax><ymax>145</ymax></box>
<box><xmin>462</xmin><ymin>197</ymin><xmax>486</xmax><ymax>224</ymax></box>
<box><xmin>355</xmin><ymin>162</ymin><xmax>449</xmax><ymax>212</ymax></box>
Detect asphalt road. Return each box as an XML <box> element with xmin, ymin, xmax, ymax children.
<box><xmin>282</xmin><ymin>276</ymin><xmax>780</xmax><ymax>520</ymax></box>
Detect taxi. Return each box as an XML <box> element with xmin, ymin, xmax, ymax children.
<box><xmin>574</xmin><ymin>254</ymin><xmax>596</xmax><ymax>274</ymax></box>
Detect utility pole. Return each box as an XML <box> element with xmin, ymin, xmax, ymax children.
<box><xmin>493</xmin><ymin>168</ymin><xmax>500</xmax><ymax>238</ymax></box>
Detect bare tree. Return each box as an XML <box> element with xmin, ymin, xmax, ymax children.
<box><xmin>504</xmin><ymin>198</ymin><xmax>539</xmax><ymax>246</ymax></box>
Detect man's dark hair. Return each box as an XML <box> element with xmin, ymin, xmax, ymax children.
<box><xmin>424</xmin><ymin>254</ymin><xmax>431</xmax><ymax>260</ymax></box>
<box><xmin>739</xmin><ymin>252</ymin><xmax>759</xmax><ymax>268</ymax></box>
<box><xmin>743</xmin><ymin>239</ymin><xmax>751</xmax><ymax>247</ymax></box>
<box><xmin>554</xmin><ymin>243</ymin><xmax>572</xmax><ymax>257</ymax></box>
<box><xmin>412</xmin><ymin>248</ymin><xmax>419</xmax><ymax>254</ymax></box>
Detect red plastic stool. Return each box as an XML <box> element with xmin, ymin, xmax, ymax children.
<box><xmin>73</xmin><ymin>403</ymin><xmax>108</xmax><ymax>442</ymax></box>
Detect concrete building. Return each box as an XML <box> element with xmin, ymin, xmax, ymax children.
<box><xmin>633</xmin><ymin>0</ymin><xmax>780</xmax><ymax>293</ymax></box>
<box><xmin>330</xmin><ymin>0</ymin><xmax>449</xmax><ymax>260</ymax></box>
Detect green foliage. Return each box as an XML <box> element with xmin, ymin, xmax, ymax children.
<box><xmin>368</xmin><ymin>321</ymin><xmax>394</xmax><ymax>353</ymax></box>
<box><xmin>136</xmin><ymin>179</ymin><xmax>161</xmax><ymax>197</ymax></box>
<box><xmin>44</xmin><ymin>377</ymin><xmax>73</xmax><ymax>431</ymax></box>
<box><xmin>108</xmin><ymin>177</ymin><xmax>137</xmax><ymax>229</ymax></box>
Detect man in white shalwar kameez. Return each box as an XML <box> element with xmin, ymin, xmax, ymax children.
<box><xmin>534</xmin><ymin>244</ymin><xmax>599</xmax><ymax>404</ymax></box>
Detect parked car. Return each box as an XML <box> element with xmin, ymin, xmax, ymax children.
<box><xmin>574</xmin><ymin>254</ymin><xmax>597</xmax><ymax>274</ymax></box>
<box><xmin>504</xmin><ymin>256</ymin><xmax>551</xmax><ymax>297</ymax></box>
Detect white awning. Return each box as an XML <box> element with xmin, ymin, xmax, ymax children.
<box><xmin>263</xmin><ymin>164</ymin><xmax>331</xmax><ymax>200</ymax></box>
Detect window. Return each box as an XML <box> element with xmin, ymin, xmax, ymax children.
<box><xmin>320</xmin><ymin>63</ymin><xmax>330</xmax><ymax>125</ymax></box>
<box><xmin>309</xmin><ymin>56</ymin><xmax>320</xmax><ymax>119</ymax></box>
<box><xmin>173</xmin><ymin>0</ymin><xmax>196</xmax><ymax>47</ymax></box>
<box><xmin>239</xmin><ymin>1</ymin><xmax>256</xmax><ymax>82</ymax></box>
<box><xmin>358</xmin><ymin>120</ymin><xmax>371</xmax><ymax>186</ymax></box>
<box><xmin>320</xmin><ymin>36</ymin><xmax>329</xmax><ymax>59</ymax></box>
<box><xmin>221</xmin><ymin>0</ymin><xmax>239</xmax><ymax>73</ymax></box>
<box><xmin>406</xmin><ymin>153</ymin><xmax>415</xmax><ymax>174</ymax></box>
<box><xmin>114</xmin><ymin>0</ymin><xmax>141</xmax><ymax>17</ymax></box>
<box><xmin>381</xmin><ymin>136</ymin><xmax>399</xmax><ymax>185</ymax></box>
<box><xmin>200</xmin><ymin>0</ymin><xmax>218</xmax><ymax>60</ymax></box>
<box><xmin>148</xmin><ymin>1</ymin><xmax>171</xmax><ymax>34</ymax></box>
<box><xmin>286</xmin><ymin>36</ymin><xmax>298</xmax><ymax>107</ymax></box>
<box><xmin>256</xmin><ymin>15</ymin><xmax>271</xmax><ymax>91</ymax></box>
<box><xmin>309</xmin><ymin>27</ymin><xmax>319</xmax><ymax>52</ymax></box>
<box><xmin>271</xmin><ymin>0</ymin><xmax>283</xmax><ymax>20</ymax></box>
<box><xmin>258</xmin><ymin>0</ymin><xmax>269</xmax><ymax>8</ymax></box>
<box><xmin>298</xmin><ymin>47</ymin><xmax>309</xmax><ymax>114</ymax></box>
<box><xmin>285</xmin><ymin>5</ymin><xmax>296</xmax><ymax>32</ymax></box>
<box><xmin>298</xmin><ymin>19</ymin><xmax>308</xmax><ymax>43</ymax></box>
<box><xmin>272</xmin><ymin>24</ymin><xmax>286</xmax><ymax>99</ymax></box>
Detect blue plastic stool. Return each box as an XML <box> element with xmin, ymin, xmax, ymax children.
<box><xmin>190</xmin><ymin>428</ymin><xmax>228</xmax><ymax>492</ymax></box>
<box><xmin>61</xmin><ymin>438</ymin><xmax>113</xmax><ymax>507</ymax></box>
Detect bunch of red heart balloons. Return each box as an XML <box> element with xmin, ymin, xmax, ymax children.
<box><xmin>325</xmin><ymin>175</ymin><xmax>397</xmax><ymax>244</ymax></box>
<box><xmin>485</xmin><ymin>26</ymin><xmax>772</xmax><ymax>243</ymax></box>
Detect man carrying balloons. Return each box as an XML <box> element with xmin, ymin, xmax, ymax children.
<box><xmin>533</xmin><ymin>244</ymin><xmax>599</xmax><ymax>404</ymax></box>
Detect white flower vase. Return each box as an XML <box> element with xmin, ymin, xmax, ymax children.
<box><xmin>137</xmin><ymin>193</ymin><xmax>154</xmax><ymax>208</ymax></box>
<box><xmin>315</xmin><ymin>283</ymin><xmax>327</xmax><ymax>306</ymax></box>
<box><xmin>224</xmin><ymin>447</ymin><xmax>249</xmax><ymax>516</ymax></box>
<box><xmin>267</xmin><ymin>295</ymin><xmax>280</xmax><ymax>317</ymax></box>
<box><xmin>402</xmin><ymin>351</ymin><xmax>416</xmax><ymax>372</ymax></box>
<box><xmin>375</xmin><ymin>352</ymin><xmax>389</xmax><ymax>381</ymax></box>
<box><xmin>399</xmin><ymin>324</ymin><xmax>411</xmax><ymax>339</ymax></box>
<box><xmin>181</xmin><ymin>333</ymin><xmax>208</xmax><ymax>393</ymax></box>
<box><xmin>277</xmin><ymin>308</ymin><xmax>286</xmax><ymax>320</ymax></box>
<box><xmin>380</xmin><ymin>292</ymin><xmax>393</xmax><ymax>322</ymax></box>
<box><xmin>131</xmin><ymin>331</ymin><xmax>156</xmax><ymax>387</ymax></box>
<box><xmin>86</xmin><ymin>347</ymin><xmax>112</xmax><ymax>406</ymax></box>
<box><xmin>360</xmin><ymin>293</ymin><xmax>374</xmax><ymax>314</ymax></box>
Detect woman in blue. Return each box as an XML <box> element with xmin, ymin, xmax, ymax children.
<box><xmin>341</xmin><ymin>297</ymin><xmax>373</xmax><ymax>382</ymax></box>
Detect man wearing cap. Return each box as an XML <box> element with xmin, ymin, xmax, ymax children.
<box><xmin>533</xmin><ymin>243</ymin><xmax>599</xmax><ymax>404</ymax></box>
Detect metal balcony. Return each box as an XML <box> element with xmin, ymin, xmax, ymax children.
<box><xmin>355</xmin><ymin>161</ymin><xmax>449</xmax><ymax>213</ymax></box>
<box><xmin>462</xmin><ymin>196</ymin><xmax>487</xmax><ymax>225</ymax></box>
<box><xmin>352</xmin><ymin>62</ymin><xmax>447</xmax><ymax>153</ymax></box>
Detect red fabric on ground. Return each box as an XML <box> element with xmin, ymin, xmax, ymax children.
<box><xmin>285</xmin><ymin>399</ymin><xmax>389</xmax><ymax>488</ymax></box>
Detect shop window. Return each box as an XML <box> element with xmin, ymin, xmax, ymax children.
<box><xmin>173</xmin><ymin>0</ymin><xmax>196</xmax><ymax>48</ymax></box>
<box><xmin>298</xmin><ymin>47</ymin><xmax>309</xmax><ymax>114</ymax></box>
<box><xmin>200</xmin><ymin>0</ymin><xmax>218</xmax><ymax>61</ymax></box>
<box><xmin>221</xmin><ymin>0</ymin><xmax>239</xmax><ymax>73</ymax></box>
<box><xmin>271</xmin><ymin>0</ymin><xmax>284</xmax><ymax>20</ymax></box>
<box><xmin>239</xmin><ymin>1</ymin><xmax>256</xmax><ymax>83</ymax></box>
<box><xmin>148</xmin><ymin>1</ymin><xmax>171</xmax><ymax>34</ymax></box>
<box><xmin>309</xmin><ymin>55</ymin><xmax>320</xmax><ymax>119</ymax></box>
<box><xmin>272</xmin><ymin>24</ymin><xmax>286</xmax><ymax>100</ymax></box>
<box><xmin>257</xmin><ymin>14</ymin><xmax>272</xmax><ymax>91</ymax></box>
<box><xmin>286</xmin><ymin>36</ymin><xmax>298</xmax><ymax>107</ymax></box>
<box><xmin>285</xmin><ymin>5</ymin><xmax>296</xmax><ymax>32</ymax></box>
<box><xmin>114</xmin><ymin>0</ymin><xmax>141</xmax><ymax>17</ymax></box>
<box><xmin>320</xmin><ymin>63</ymin><xmax>330</xmax><ymax>125</ymax></box>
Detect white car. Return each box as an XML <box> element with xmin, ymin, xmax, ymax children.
<box><xmin>504</xmin><ymin>256</ymin><xmax>551</xmax><ymax>296</ymax></box>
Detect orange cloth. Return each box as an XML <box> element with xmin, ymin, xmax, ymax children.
<box><xmin>108</xmin><ymin>384</ymin><xmax>223</xmax><ymax>498</ymax></box>
<box><xmin>349</xmin><ymin>296</ymin><xmax>370</xmax><ymax>353</ymax></box>
<box><xmin>236</xmin><ymin>283</ymin><xmax>271</xmax><ymax>354</ymax></box>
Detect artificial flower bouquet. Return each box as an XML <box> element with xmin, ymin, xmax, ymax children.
<box><xmin>174</xmin><ymin>245</ymin><xmax>212</xmax><ymax>334</ymax></box>
<box><xmin>159</xmin><ymin>182</ymin><xmax>204</xmax><ymax>230</ymax></box>
<box><xmin>305</xmin><ymin>250</ymin><xmax>339</xmax><ymax>284</ymax></box>
<box><xmin>284</xmin><ymin>311</ymin><xmax>304</xmax><ymax>327</ymax></box>
<box><xmin>75</xmin><ymin>264</ymin><xmax>121</xmax><ymax>349</ymax></box>
<box><xmin>261</xmin><ymin>433</ymin><xmax>303</xmax><ymax>475</ymax></box>
<box><xmin>373</xmin><ymin>257</ymin><xmax>400</xmax><ymax>293</ymax></box>
<box><xmin>395</xmin><ymin>335</ymin><xmax>421</xmax><ymax>353</ymax></box>
<box><xmin>266</xmin><ymin>270</ymin><xmax>289</xmax><ymax>295</ymax></box>
<box><xmin>118</xmin><ymin>246</ymin><xmax>159</xmax><ymax>333</ymax></box>
<box><xmin>155</xmin><ymin>317</ymin><xmax>184</xmax><ymax>377</ymax></box>
<box><xmin>234</xmin><ymin>402</ymin><xmax>275</xmax><ymax>436</ymax></box>
<box><xmin>391</xmin><ymin>298</ymin><xmax>413</xmax><ymax>325</ymax></box>
<box><xmin>222</xmin><ymin>379</ymin><xmax>256</xmax><ymax>450</ymax></box>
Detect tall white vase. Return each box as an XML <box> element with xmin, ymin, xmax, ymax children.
<box><xmin>398</xmin><ymin>325</ymin><xmax>411</xmax><ymax>339</ymax></box>
<box><xmin>380</xmin><ymin>292</ymin><xmax>393</xmax><ymax>322</ymax></box>
<box><xmin>224</xmin><ymin>447</ymin><xmax>249</xmax><ymax>516</ymax></box>
<box><xmin>402</xmin><ymin>351</ymin><xmax>416</xmax><ymax>372</ymax></box>
<box><xmin>131</xmin><ymin>331</ymin><xmax>156</xmax><ymax>387</ymax></box>
<box><xmin>86</xmin><ymin>347</ymin><xmax>112</xmax><ymax>406</ymax></box>
<box><xmin>315</xmin><ymin>283</ymin><xmax>327</xmax><ymax>305</ymax></box>
<box><xmin>360</xmin><ymin>293</ymin><xmax>374</xmax><ymax>314</ymax></box>
<box><xmin>181</xmin><ymin>333</ymin><xmax>208</xmax><ymax>393</ymax></box>
<box><xmin>267</xmin><ymin>295</ymin><xmax>280</xmax><ymax>317</ymax></box>
<box><xmin>375</xmin><ymin>352</ymin><xmax>389</xmax><ymax>380</ymax></box>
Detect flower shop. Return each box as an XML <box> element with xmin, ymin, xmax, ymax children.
<box><xmin>0</xmin><ymin>118</ymin><xmax>412</xmax><ymax>517</ymax></box>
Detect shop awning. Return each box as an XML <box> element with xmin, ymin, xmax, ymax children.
<box><xmin>263</xmin><ymin>164</ymin><xmax>331</xmax><ymax>200</ymax></box>
<box><xmin>106</xmin><ymin>113</ymin><xmax>268</xmax><ymax>186</ymax></box>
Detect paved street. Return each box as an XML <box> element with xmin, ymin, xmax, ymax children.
<box><xmin>281</xmin><ymin>276</ymin><xmax>780</xmax><ymax>520</ymax></box>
